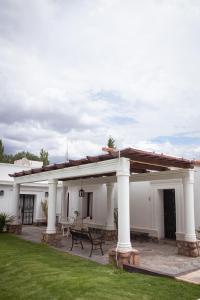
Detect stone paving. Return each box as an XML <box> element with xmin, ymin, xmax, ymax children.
<box><xmin>20</xmin><ymin>226</ymin><xmax>200</xmax><ymax>281</ymax></box>
<box><xmin>177</xmin><ymin>270</ymin><xmax>200</xmax><ymax>285</ymax></box>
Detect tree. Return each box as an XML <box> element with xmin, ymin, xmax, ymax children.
<box><xmin>2</xmin><ymin>154</ymin><xmax>13</xmax><ymax>163</ymax></box>
<box><xmin>13</xmin><ymin>151</ymin><xmax>40</xmax><ymax>162</ymax></box>
<box><xmin>0</xmin><ymin>140</ymin><xmax>50</xmax><ymax>165</ymax></box>
<box><xmin>107</xmin><ymin>136</ymin><xmax>116</xmax><ymax>148</ymax></box>
<box><xmin>40</xmin><ymin>148</ymin><xmax>49</xmax><ymax>166</ymax></box>
<box><xmin>0</xmin><ymin>140</ymin><xmax>4</xmax><ymax>161</ymax></box>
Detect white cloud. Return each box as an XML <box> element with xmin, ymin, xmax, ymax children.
<box><xmin>0</xmin><ymin>0</ymin><xmax>200</xmax><ymax>161</ymax></box>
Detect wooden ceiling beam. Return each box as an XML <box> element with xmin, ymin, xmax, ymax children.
<box><xmin>130</xmin><ymin>161</ymin><xmax>169</xmax><ymax>171</ymax></box>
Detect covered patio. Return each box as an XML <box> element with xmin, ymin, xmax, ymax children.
<box><xmin>9</xmin><ymin>147</ymin><xmax>199</xmax><ymax>267</ymax></box>
<box><xmin>20</xmin><ymin>225</ymin><xmax>200</xmax><ymax>278</ymax></box>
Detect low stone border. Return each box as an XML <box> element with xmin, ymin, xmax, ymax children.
<box><xmin>41</xmin><ymin>232</ymin><xmax>62</xmax><ymax>247</ymax></box>
<box><xmin>177</xmin><ymin>240</ymin><xmax>200</xmax><ymax>257</ymax></box>
<box><xmin>7</xmin><ymin>224</ymin><xmax>22</xmax><ymax>235</ymax></box>
<box><xmin>123</xmin><ymin>264</ymin><xmax>175</xmax><ymax>279</ymax></box>
<box><xmin>109</xmin><ymin>248</ymin><xmax>140</xmax><ymax>268</ymax></box>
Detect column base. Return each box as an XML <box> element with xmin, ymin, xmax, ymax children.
<box><xmin>7</xmin><ymin>224</ymin><xmax>22</xmax><ymax>235</ymax></box>
<box><xmin>177</xmin><ymin>240</ymin><xmax>200</xmax><ymax>257</ymax></box>
<box><xmin>109</xmin><ymin>248</ymin><xmax>140</xmax><ymax>268</ymax></box>
<box><xmin>41</xmin><ymin>232</ymin><xmax>62</xmax><ymax>247</ymax></box>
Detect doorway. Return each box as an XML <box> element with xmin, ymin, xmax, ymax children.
<box><xmin>82</xmin><ymin>192</ymin><xmax>93</xmax><ymax>219</ymax></box>
<box><xmin>163</xmin><ymin>189</ymin><xmax>176</xmax><ymax>239</ymax></box>
<box><xmin>20</xmin><ymin>194</ymin><xmax>35</xmax><ymax>225</ymax></box>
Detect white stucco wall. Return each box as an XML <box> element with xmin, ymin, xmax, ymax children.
<box><xmin>1</xmin><ymin>160</ymin><xmax>200</xmax><ymax>239</ymax></box>
<box><xmin>68</xmin><ymin>184</ymin><xmax>109</xmax><ymax>226</ymax></box>
<box><xmin>0</xmin><ymin>162</ymin><xmax>62</xmax><ymax>223</ymax></box>
<box><xmin>65</xmin><ymin>173</ymin><xmax>200</xmax><ymax>240</ymax></box>
<box><xmin>0</xmin><ymin>182</ymin><xmax>62</xmax><ymax>223</ymax></box>
<box><xmin>130</xmin><ymin>181</ymin><xmax>152</xmax><ymax>232</ymax></box>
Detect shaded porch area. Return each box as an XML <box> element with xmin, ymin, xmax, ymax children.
<box><xmin>10</xmin><ymin>147</ymin><xmax>199</xmax><ymax>268</ymax></box>
<box><xmin>21</xmin><ymin>226</ymin><xmax>200</xmax><ymax>276</ymax></box>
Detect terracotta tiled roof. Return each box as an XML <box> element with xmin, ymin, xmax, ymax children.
<box><xmin>9</xmin><ymin>147</ymin><xmax>194</xmax><ymax>178</ymax></box>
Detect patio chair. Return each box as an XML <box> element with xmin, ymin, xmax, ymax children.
<box><xmin>70</xmin><ymin>228</ymin><xmax>104</xmax><ymax>257</ymax></box>
<box><xmin>61</xmin><ymin>216</ymin><xmax>75</xmax><ymax>237</ymax></box>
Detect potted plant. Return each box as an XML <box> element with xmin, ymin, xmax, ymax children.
<box><xmin>41</xmin><ymin>199</ymin><xmax>48</xmax><ymax>224</ymax></box>
<box><xmin>0</xmin><ymin>213</ymin><xmax>15</xmax><ymax>232</ymax></box>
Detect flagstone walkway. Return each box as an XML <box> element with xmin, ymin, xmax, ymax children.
<box><xmin>20</xmin><ymin>225</ymin><xmax>200</xmax><ymax>283</ymax></box>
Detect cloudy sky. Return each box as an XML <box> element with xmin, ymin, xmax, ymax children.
<box><xmin>0</xmin><ymin>0</ymin><xmax>200</xmax><ymax>162</ymax></box>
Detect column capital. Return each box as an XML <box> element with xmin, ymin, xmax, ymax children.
<box><xmin>182</xmin><ymin>169</ymin><xmax>194</xmax><ymax>184</ymax></box>
<box><xmin>117</xmin><ymin>157</ymin><xmax>130</xmax><ymax>177</ymax></box>
<box><xmin>62</xmin><ymin>181</ymin><xmax>69</xmax><ymax>187</ymax></box>
<box><xmin>48</xmin><ymin>179</ymin><xmax>58</xmax><ymax>185</ymax></box>
<box><xmin>106</xmin><ymin>182</ymin><xmax>114</xmax><ymax>188</ymax></box>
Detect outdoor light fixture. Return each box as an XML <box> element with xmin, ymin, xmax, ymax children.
<box><xmin>79</xmin><ymin>188</ymin><xmax>85</xmax><ymax>198</ymax></box>
<box><xmin>0</xmin><ymin>190</ymin><xmax>4</xmax><ymax>196</ymax></box>
<box><xmin>79</xmin><ymin>179</ymin><xmax>85</xmax><ymax>198</ymax></box>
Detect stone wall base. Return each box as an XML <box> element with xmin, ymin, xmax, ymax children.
<box><xmin>109</xmin><ymin>248</ymin><xmax>140</xmax><ymax>268</ymax></box>
<box><xmin>7</xmin><ymin>224</ymin><xmax>22</xmax><ymax>235</ymax></box>
<box><xmin>34</xmin><ymin>221</ymin><xmax>47</xmax><ymax>227</ymax></box>
<box><xmin>89</xmin><ymin>227</ymin><xmax>117</xmax><ymax>241</ymax></box>
<box><xmin>41</xmin><ymin>232</ymin><xmax>62</xmax><ymax>247</ymax></box>
<box><xmin>177</xmin><ymin>240</ymin><xmax>200</xmax><ymax>257</ymax></box>
<box><xmin>56</xmin><ymin>223</ymin><xmax>63</xmax><ymax>233</ymax></box>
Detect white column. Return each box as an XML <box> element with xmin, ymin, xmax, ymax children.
<box><xmin>183</xmin><ymin>170</ymin><xmax>196</xmax><ymax>242</ymax></box>
<box><xmin>13</xmin><ymin>182</ymin><xmax>20</xmax><ymax>224</ymax></box>
<box><xmin>117</xmin><ymin>158</ymin><xmax>132</xmax><ymax>252</ymax></box>
<box><xmin>106</xmin><ymin>183</ymin><xmax>115</xmax><ymax>229</ymax></box>
<box><xmin>46</xmin><ymin>179</ymin><xmax>58</xmax><ymax>234</ymax></box>
<box><xmin>61</xmin><ymin>184</ymin><xmax>68</xmax><ymax>223</ymax></box>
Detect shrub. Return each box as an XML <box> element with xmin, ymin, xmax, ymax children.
<box><xmin>41</xmin><ymin>199</ymin><xmax>48</xmax><ymax>221</ymax></box>
<box><xmin>0</xmin><ymin>213</ymin><xmax>15</xmax><ymax>232</ymax></box>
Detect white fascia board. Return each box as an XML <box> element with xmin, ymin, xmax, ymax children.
<box><xmin>0</xmin><ymin>180</ymin><xmax>14</xmax><ymax>186</ymax></box>
<box><xmin>65</xmin><ymin>176</ymin><xmax>117</xmax><ymax>186</ymax></box>
<box><xmin>130</xmin><ymin>169</ymin><xmax>191</xmax><ymax>182</ymax></box>
<box><xmin>14</xmin><ymin>158</ymin><xmax>121</xmax><ymax>184</ymax></box>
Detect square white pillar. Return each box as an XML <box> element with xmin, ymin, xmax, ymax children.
<box><xmin>61</xmin><ymin>183</ymin><xmax>68</xmax><ymax>223</ymax></box>
<box><xmin>106</xmin><ymin>183</ymin><xmax>115</xmax><ymax>229</ymax></box>
<box><xmin>13</xmin><ymin>182</ymin><xmax>21</xmax><ymax>224</ymax></box>
<box><xmin>117</xmin><ymin>158</ymin><xmax>132</xmax><ymax>252</ymax></box>
<box><xmin>183</xmin><ymin>169</ymin><xmax>196</xmax><ymax>242</ymax></box>
<box><xmin>46</xmin><ymin>179</ymin><xmax>58</xmax><ymax>234</ymax></box>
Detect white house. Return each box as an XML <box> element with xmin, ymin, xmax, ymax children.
<box><xmin>2</xmin><ymin>148</ymin><xmax>200</xmax><ymax>266</ymax></box>
<box><xmin>0</xmin><ymin>158</ymin><xmax>62</xmax><ymax>225</ymax></box>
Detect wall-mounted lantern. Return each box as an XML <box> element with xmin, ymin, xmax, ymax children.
<box><xmin>79</xmin><ymin>188</ymin><xmax>85</xmax><ymax>198</ymax></box>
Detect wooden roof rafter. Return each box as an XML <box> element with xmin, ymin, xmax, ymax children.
<box><xmin>130</xmin><ymin>161</ymin><xmax>169</xmax><ymax>172</ymax></box>
<box><xmin>9</xmin><ymin>147</ymin><xmax>194</xmax><ymax>178</ymax></box>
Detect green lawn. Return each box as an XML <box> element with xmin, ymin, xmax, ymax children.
<box><xmin>0</xmin><ymin>235</ymin><xmax>200</xmax><ymax>300</ymax></box>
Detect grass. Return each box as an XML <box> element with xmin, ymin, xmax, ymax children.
<box><xmin>0</xmin><ymin>235</ymin><xmax>200</xmax><ymax>300</ymax></box>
